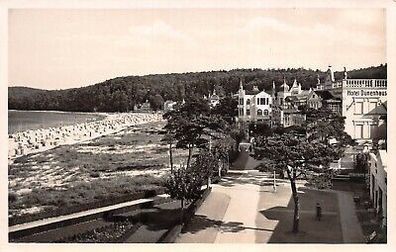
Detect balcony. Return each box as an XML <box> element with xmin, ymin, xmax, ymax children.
<box><xmin>344</xmin><ymin>79</ymin><xmax>387</xmax><ymax>89</ymax></box>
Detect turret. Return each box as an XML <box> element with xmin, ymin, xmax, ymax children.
<box><xmin>292</xmin><ymin>78</ymin><xmax>298</xmax><ymax>88</ymax></box>
<box><xmin>343</xmin><ymin>67</ymin><xmax>348</xmax><ymax>80</ymax></box>
<box><xmin>272</xmin><ymin>81</ymin><xmax>276</xmax><ymax>98</ymax></box>
<box><xmin>316</xmin><ymin>74</ymin><xmax>323</xmax><ymax>90</ymax></box>
<box><xmin>280</xmin><ymin>77</ymin><xmax>290</xmax><ymax>92</ymax></box>
<box><xmin>328</xmin><ymin>65</ymin><xmax>335</xmax><ymax>82</ymax></box>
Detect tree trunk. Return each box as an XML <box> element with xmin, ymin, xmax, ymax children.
<box><xmin>180</xmin><ymin>199</ymin><xmax>184</xmax><ymax>223</ymax></box>
<box><xmin>187</xmin><ymin>144</ymin><xmax>193</xmax><ymax>168</ymax></box>
<box><xmin>169</xmin><ymin>142</ymin><xmax>173</xmax><ymax>173</ymax></box>
<box><xmin>287</xmin><ymin>167</ymin><xmax>300</xmax><ymax>233</ymax></box>
<box><xmin>290</xmin><ymin>179</ymin><xmax>300</xmax><ymax>233</ymax></box>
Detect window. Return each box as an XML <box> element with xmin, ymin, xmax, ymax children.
<box><xmin>239</xmin><ymin>98</ymin><xmax>244</xmax><ymax>105</ymax></box>
<box><xmin>266</xmin><ymin>98</ymin><xmax>269</xmax><ymax>105</ymax></box>
<box><xmin>246</xmin><ymin>109</ymin><xmax>250</xmax><ymax>116</ymax></box>
<box><xmin>260</xmin><ymin>98</ymin><xmax>265</xmax><ymax>105</ymax></box>
<box><xmin>246</xmin><ymin>99</ymin><xmax>250</xmax><ymax>105</ymax></box>
<box><xmin>239</xmin><ymin>108</ymin><xmax>244</xmax><ymax>116</ymax></box>
<box><xmin>368</xmin><ymin>102</ymin><xmax>377</xmax><ymax>113</ymax></box>
<box><xmin>264</xmin><ymin>109</ymin><xmax>269</xmax><ymax>116</ymax></box>
<box><xmin>355</xmin><ymin>102</ymin><xmax>363</xmax><ymax>114</ymax></box>
<box><xmin>257</xmin><ymin>109</ymin><xmax>262</xmax><ymax>116</ymax></box>
<box><xmin>257</xmin><ymin>98</ymin><xmax>260</xmax><ymax>105</ymax></box>
<box><xmin>355</xmin><ymin>125</ymin><xmax>363</xmax><ymax>139</ymax></box>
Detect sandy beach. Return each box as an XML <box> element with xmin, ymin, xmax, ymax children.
<box><xmin>8</xmin><ymin>112</ymin><xmax>164</xmax><ymax>162</ymax></box>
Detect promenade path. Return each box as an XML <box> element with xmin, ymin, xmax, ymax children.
<box><xmin>176</xmin><ymin>171</ymin><xmax>291</xmax><ymax>243</ymax></box>
<box><xmin>176</xmin><ymin>158</ymin><xmax>365</xmax><ymax>243</ymax></box>
<box><xmin>337</xmin><ymin>191</ymin><xmax>365</xmax><ymax>243</ymax></box>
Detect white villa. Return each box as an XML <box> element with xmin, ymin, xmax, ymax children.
<box><xmin>236</xmin><ymin>79</ymin><xmax>272</xmax><ymax>125</ymax></box>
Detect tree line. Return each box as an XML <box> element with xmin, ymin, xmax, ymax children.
<box><xmin>9</xmin><ymin>64</ymin><xmax>386</xmax><ymax>112</ymax></box>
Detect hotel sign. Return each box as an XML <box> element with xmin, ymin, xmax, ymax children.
<box><xmin>346</xmin><ymin>90</ymin><xmax>387</xmax><ymax>97</ymax></box>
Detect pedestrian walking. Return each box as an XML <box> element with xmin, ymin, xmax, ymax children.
<box><xmin>316</xmin><ymin>202</ymin><xmax>322</xmax><ymax>221</ymax></box>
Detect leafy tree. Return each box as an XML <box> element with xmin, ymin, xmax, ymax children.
<box><xmin>355</xmin><ymin>152</ymin><xmax>369</xmax><ymax>173</ymax></box>
<box><xmin>302</xmin><ymin>106</ymin><xmax>354</xmax><ymax>146</ymax></box>
<box><xmin>211</xmin><ymin>135</ymin><xmax>234</xmax><ymax>176</ymax></box>
<box><xmin>230</xmin><ymin>127</ymin><xmax>247</xmax><ymax>150</ymax></box>
<box><xmin>248</xmin><ymin>122</ymin><xmax>273</xmax><ymax>137</ymax></box>
<box><xmin>161</xmin><ymin>133</ymin><xmax>175</xmax><ymax>173</ymax></box>
<box><xmin>9</xmin><ymin>64</ymin><xmax>386</xmax><ymax>112</ymax></box>
<box><xmin>255</xmin><ymin>132</ymin><xmax>340</xmax><ymax>233</ymax></box>
<box><xmin>149</xmin><ymin>94</ymin><xmax>164</xmax><ymax>111</ymax></box>
<box><xmin>163</xmin><ymin>97</ymin><xmax>227</xmax><ymax>168</ymax></box>
<box><xmin>212</xmin><ymin>96</ymin><xmax>238</xmax><ymax>125</ymax></box>
<box><xmin>192</xmin><ymin>150</ymin><xmax>218</xmax><ymax>188</ymax></box>
<box><xmin>165</xmin><ymin>165</ymin><xmax>204</xmax><ymax>222</ymax></box>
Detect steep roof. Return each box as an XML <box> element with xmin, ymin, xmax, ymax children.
<box><xmin>315</xmin><ymin>90</ymin><xmax>341</xmax><ymax>101</ymax></box>
<box><xmin>280</xmin><ymin>79</ymin><xmax>290</xmax><ymax>92</ymax></box>
<box><xmin>294</xmin><ymin>90</ymin><xmax>311</xmax><ymax>98</ymax></box>
<box><xmin>245</xmin><ymin>90</ymin><xmax>261</xmax><ymax>95</ymax></box>
<box><xmin>366</xmin><ymin>101</ymin><xmax>387</xmax><ymax>116</ymax></box>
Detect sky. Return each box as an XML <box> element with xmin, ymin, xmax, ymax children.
<box><xmin>8</xmin><ymin>8</ymin><xmax>386</xmax><ymax>90</ymax></box>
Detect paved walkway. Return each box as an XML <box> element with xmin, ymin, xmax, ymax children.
<box><xmin>176</xmin><ymin>170</ymin><xmax>365</xmax><ymax>243</ymax></box>
<box><xmin>337</xmin><ymin>191</ymin><xmax>365</xmax><ymax>243</ymax></box>
<box><xmin>231</xmin><ymin>150</ymin><xmax>264</xmax><ymax>170</ymax></box>
<box><xmin>177</xmin><ymin>171</ymin><xmax>286</xmax><ymax>243</ymax></box>
<box><xmin>176</xmin><ymin>191</ymin><xmax>231</xmax><ymax>243</ymax></box>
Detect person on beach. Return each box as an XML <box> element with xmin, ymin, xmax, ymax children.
<box><xmin>316</xmin><ymin>202</ymin><xmax>322</xmax><ymax>221</ymax></box>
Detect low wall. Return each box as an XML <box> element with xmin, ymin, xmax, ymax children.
<box><xmin>158</xmin><ymin>187</ymin><xmax>212</xmax><ymax>243</ymax></box>
<box><xmin>9</xmin><ymin>189</ymin><xmax>166</xmax><ymax>240</ymax></box>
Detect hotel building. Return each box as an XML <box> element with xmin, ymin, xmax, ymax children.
<box><xmin>320</xmin><ymin>66</ymin><xmax>387</xmax><ymax>142</ymax></box>
<box><xmin>235</xmin><ymin>66</ymin><xmax>387</xmax><ymax>142</ymax></box>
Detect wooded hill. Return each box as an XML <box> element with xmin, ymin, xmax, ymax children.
<box><xmin>9</xmin><ymin>64</ymin><xmax>387</xmax><ymax>112</ymax></box>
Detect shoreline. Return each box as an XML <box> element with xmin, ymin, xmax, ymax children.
<box><xmin>8</xmin><ymin>109</ymin><xmax>109</xmax><ymax>116</ymax></box>
<box><xmin>8</xmin><ymin>112</ymin><xmax>164</xmax><ymax>162</ymax></box>
<box><xmin>8</xmin><ymin>110</ymin><xmax>108</xmax><ymax>135</ymax></box>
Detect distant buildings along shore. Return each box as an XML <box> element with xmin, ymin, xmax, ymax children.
<box><xmin>236</xmin><ymin>66</ymin><xmax>387</xmax><ymax>143</ymax></box>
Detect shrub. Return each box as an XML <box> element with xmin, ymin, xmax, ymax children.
<box><xmin>165</xmin><ymin>165</ymin><xmax>204</xmax><ymax>211</ymax></box>
<box><xmin>306</xmin><ymin>172</ymin><xmax>334</xmax><ymax>190</ymax></box>
<box><xmin>8</xmin><ymin>192</ymin><xmax>17</xmax><ymax>203</ymax></box>
<box><xmin>90</xmin><ymin>172</ymin><xmax>100</xmax><ymax>178</ymax></box>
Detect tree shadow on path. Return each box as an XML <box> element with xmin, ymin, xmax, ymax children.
<box><xmin>260</xmin><ymin>189</ymin><xmax>343</xmax><ymax>243</ymax></box>
<box><xmin>181</xmin><ymin>214</ymin><xmax>274</xmax><ymax>235</ymax></box>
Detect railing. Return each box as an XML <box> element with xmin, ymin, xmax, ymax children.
<box><xmin>344</xmin><ymin>79</ymin><xmax>387</xmax><ymax>89</ymax></box>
